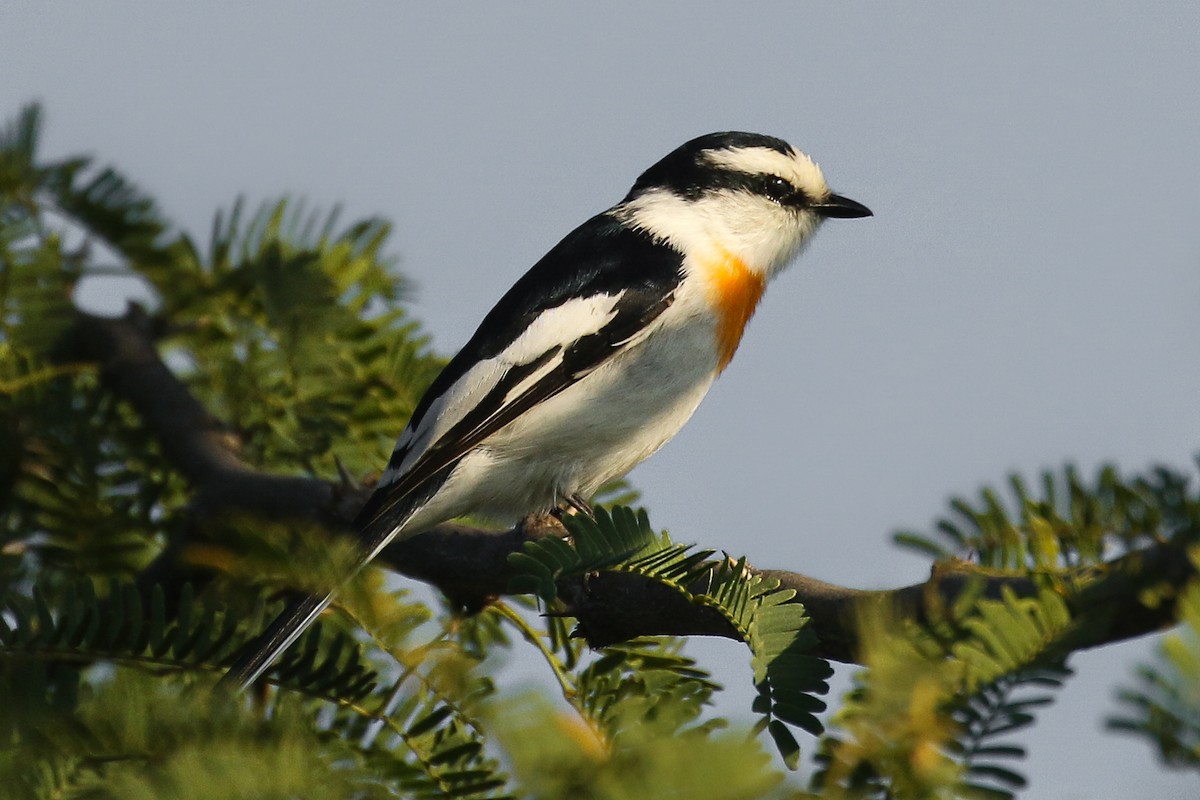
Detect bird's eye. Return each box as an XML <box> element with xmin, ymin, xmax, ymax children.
<box><xmin>763</xmin><ymin>176</ymin><xmax>795</xmax><ymax>203</ymax></box>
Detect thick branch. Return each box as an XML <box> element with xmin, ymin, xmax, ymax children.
<box><xmin>379</xmin><ymin>527</ymin><xmax>1195</xmax><ymax>663</ymax></box>
<box><xmin>57</xmin><ymin>308</ymin><xmax>1198</xmax><ymax>665</ymax></box>
<box><xmin>61</xmin><ymin>308</ymin><xmax>345</xmax><ymax>524</ymax></box>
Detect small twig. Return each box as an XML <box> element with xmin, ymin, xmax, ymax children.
<box><xmin>491</xmin><ymin>601</ymin><xmax>577</xmax><ymax>701</ymax></box>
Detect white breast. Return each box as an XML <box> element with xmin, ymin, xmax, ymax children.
<box><xmin>403</xmin><ymin>288</ymin><xmax>721</xmax><ymax>529</ymax></box>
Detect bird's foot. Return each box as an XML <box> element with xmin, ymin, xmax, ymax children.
<box><xmin>564</xmin><ymin>493</ymin><xmax>595</xmax><ymax>519</ymax></box>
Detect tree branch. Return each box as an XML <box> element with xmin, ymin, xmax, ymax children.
<box><xmin>380</xmin><ymin>526</ymin><xmax>1195</xmax><ymax>663</ymax></box>
<box><xmin>58</xmin><ymin>308</ymin><xmax>1197</xmax><ymax>665</ymax></box>
<box><xmin>60</xmin><ymin>307</ymin><xmax>349</xmax><ymax>524</ymax></box>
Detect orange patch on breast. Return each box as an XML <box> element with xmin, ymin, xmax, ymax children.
<box><xmin>703</xmin><ymin>249</ymin><xmax>767</xmax><ymax>371</ymax></box>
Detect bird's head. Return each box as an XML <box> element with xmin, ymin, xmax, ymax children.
<box><xmin>616</xmin><ymin>131</ymin><xmax>871</xmax><ymax>277</ymax></box>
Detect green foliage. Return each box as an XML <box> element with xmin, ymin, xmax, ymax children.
<box><xmin>3</xmin><ymin>101</ymin><xmax>1198</xmax><ymax>798</ymax></box>
<box><xmin>1</xmin><ymin>580</ymin><xmax>233</xmax><ymax>670</ymax></box>
<box><xmin>490</xmin><ymin>691</ymin><xmax>784</xmax><ymax>800</ymax></box>
<box><xmin>510</xmin><ymin>505</ymin><xmax>830</xmax><ymax>767</ymax></box>
<box><xmin>2</xmin><ymin>670</ymin><xmax>387</xmax><ymax>800</ymax></box>
<box><xmin>0</xmin><ymin>101</ymin><xmax>511</xmax><ymax>799</ymax></box>
<box><xmin>0</xmin><ymin>576</ymin><xmax>513</xmax><ymax>798</ymax></box>
<box><xmin>951</xmin><ymin>664</ymin><xmax>1071</xmax><ymax>799</ymax></box>
<box><xmin>162</xmin><ymin>196</ymin><xmax>442</xmax><ymax>477</ymax></box>
<box><xmin>812</xmin><ymin>589</ymin><xmax>1074</xmax><ymax>799</ymax></box>
<box><xmin>895</xmin><ymin>463</ymin><xmax>1196</xmax><ymax>570</ymax></box>
<box><xmin>1108</xmin><ymin>547</ymin><xmax>1200</xmax><ymax>768</ymax></box>
<box><xmin>822</xmin><ymin>462</ymin><xmax>1198</xmax><ymax>798</ymax></box>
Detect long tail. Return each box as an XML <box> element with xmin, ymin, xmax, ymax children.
<box><xmin>218</xmin><ymin>493</ymin><xmax>423</xmax><ymax>692</ymax></box>
<box><xmin>218</xmin><ymin>592</ymin><xmax>333</xmax><ymax>691</ymax></box>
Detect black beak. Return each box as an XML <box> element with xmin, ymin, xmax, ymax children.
<box><xmin>813</xmin><ymin>193</ymin><xmax>873</xmax><ymax>219</ymax></box>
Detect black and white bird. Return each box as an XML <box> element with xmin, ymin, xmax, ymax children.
<box><xmin>221</xmin><ymin>131</ymin><xmax>871</xmax><ymax>690</ymax></box>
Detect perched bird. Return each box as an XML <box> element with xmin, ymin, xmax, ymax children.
<box><xmin>221</xmin><ymin>131</ymin><xmax>871</xmax><ymax>690</ymax></box>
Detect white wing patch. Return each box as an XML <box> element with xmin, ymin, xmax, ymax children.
<box><xmin>500</xmin><ymin>351</ymin><xmax>564</xmax><ymax>405</ymax></box>
<box><xmin>504</xmin><ymin>292</ymin><xmax>625</xmax><ymax>362</ymax></box>
<box><xmin>380</xmin><ymin>292</ymin><xmax>626</xmax><ymax>483</ymax></box>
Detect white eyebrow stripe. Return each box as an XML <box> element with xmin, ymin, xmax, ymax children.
<box><xmin>704</xmin><ymin>146</ymin><xmax>830</xmax><ymax>200</ymax></box>
<box><xmin>381</xmin><ymin>292</ymin><xmax>625</xmax><ymax>479</ymax></box>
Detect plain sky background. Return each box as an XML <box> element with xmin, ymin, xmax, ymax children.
<box><xmin>4</xmin><ymin>3</ymin><xmax>1199</xmax><ymax>797</ymax></box>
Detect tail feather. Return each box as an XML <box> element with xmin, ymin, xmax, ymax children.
<box><xmin>218</xmin><ymin>497</ymin><xmax>422</xmax><ymax>693</ymax></box>
<box><xmin>218</xmin><ymin>592</ymin><xmax>334</xmax><ymax>691</ymax></box>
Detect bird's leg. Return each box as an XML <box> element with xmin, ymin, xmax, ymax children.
<box><xmin>565</xmin><ymin>493</ymin><xmax>595</xmax><ymax>518</ymax></box>
<box><xmin>551</xmin><ymin>493</ymin><xmax>596</xmax><ymax>520</ymax></box>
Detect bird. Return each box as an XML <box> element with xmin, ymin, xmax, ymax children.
<box><xmin>220</xmin><ymin>131</ymin><xmax>872</xmax><ymax>690</ymax></box>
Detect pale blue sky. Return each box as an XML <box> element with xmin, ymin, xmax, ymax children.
<box><xmin>4</xmin><ymin>3</ymin><xmax>1199</xmax><ymax>797</ymax></box>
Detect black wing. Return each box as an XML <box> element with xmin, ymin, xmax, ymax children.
<box><xmin>353</xmin><ymin>213</ymin><xmax>684</xmax><ymax>544</ymax></box>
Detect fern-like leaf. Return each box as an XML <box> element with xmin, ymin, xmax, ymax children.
<box><xmin>1108</xmin><ymin>559</ymin><xmax>1200</xmax><ymax>769</ymax></box>
<box><xmin>509</xmin><ymin>505</ymin><xmax>828</xmax><ymax>767</ymax></box>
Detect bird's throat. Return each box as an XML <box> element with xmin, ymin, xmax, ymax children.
<box><xmin>704</xmin><ymin>249</ymin><xmax>767</xmax><ymax>372</ymax></box>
